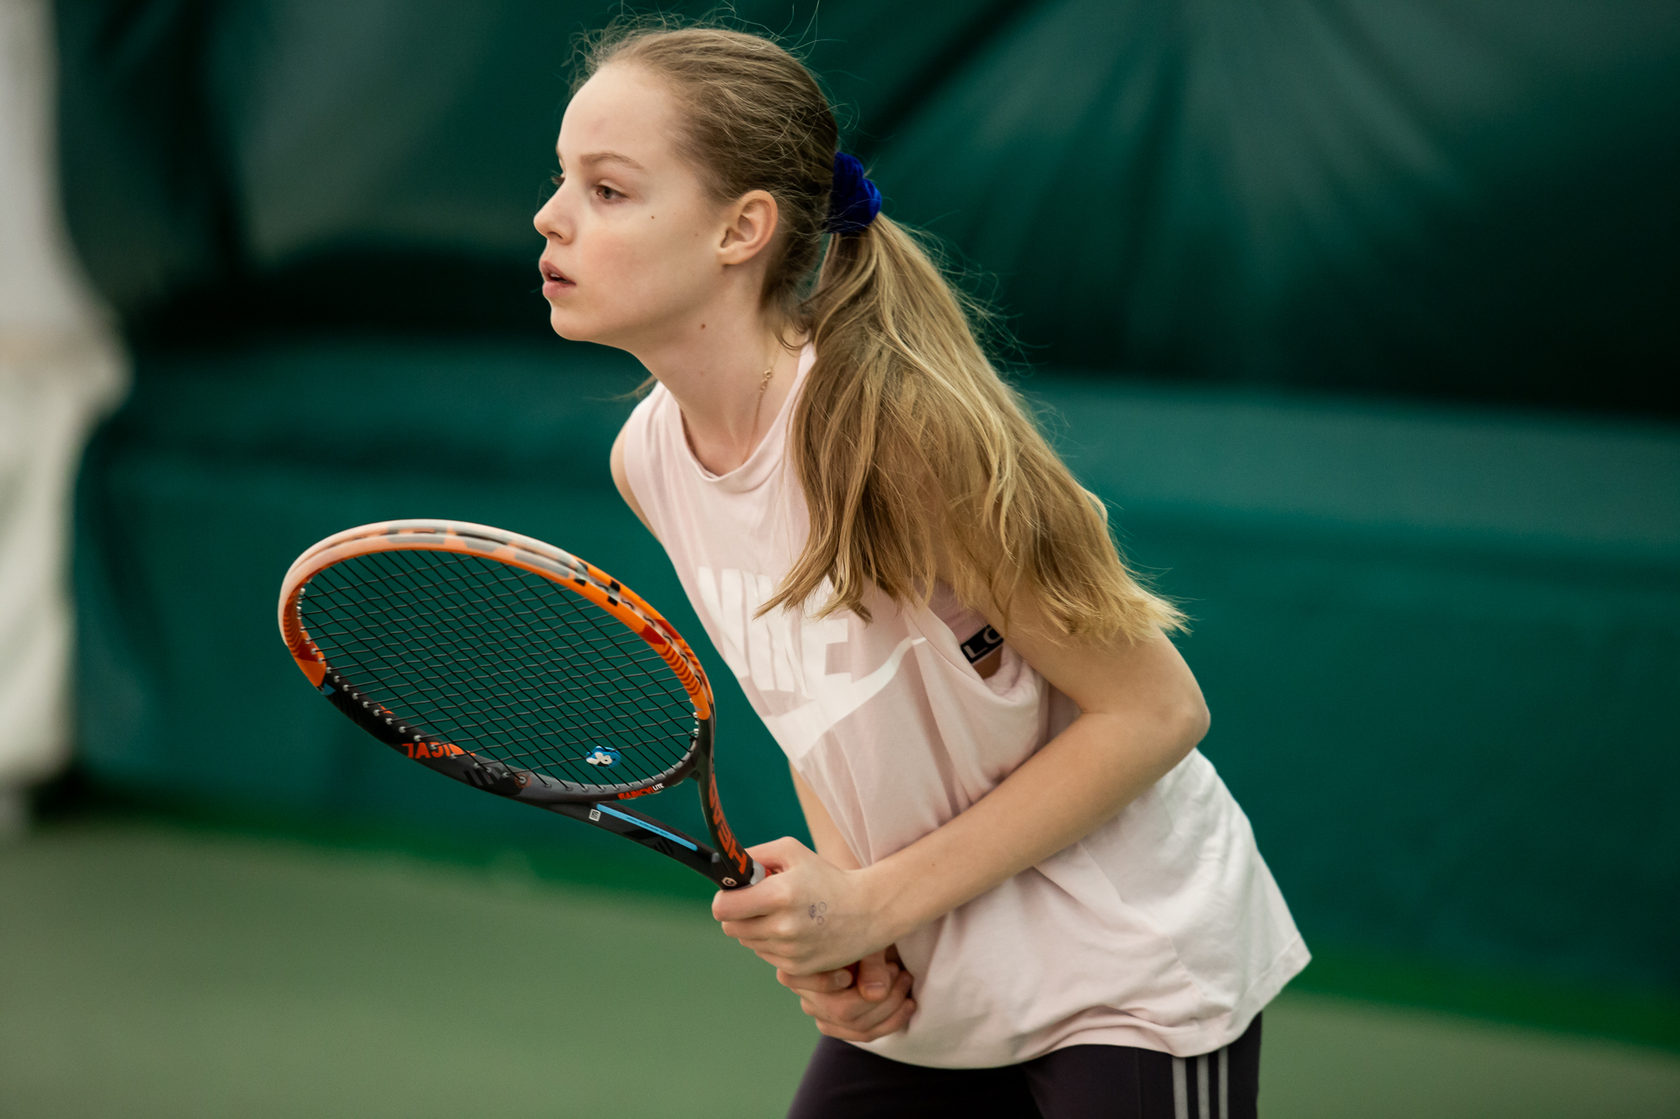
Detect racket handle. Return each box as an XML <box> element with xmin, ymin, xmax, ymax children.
<box><xmin>747</xmin><ymin>859</ymin><xmax>767</xmax><ymax>887</ymax></box>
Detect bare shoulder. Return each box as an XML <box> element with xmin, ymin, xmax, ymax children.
<box><xmin>610</xmin><ymin>423</ymin><xmax>656</xmax><ymax>540</ymax></box>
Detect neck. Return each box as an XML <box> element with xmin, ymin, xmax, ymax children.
<box><xmin>632</xmin><ymin>311</ymin><xmax>803</xmax><ymax>475</ymax></box>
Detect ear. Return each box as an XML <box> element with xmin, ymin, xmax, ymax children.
<box><xmin>717</xmin><ymin>189</ymin><xmax>779</xmax><ymax>266</ymax></box>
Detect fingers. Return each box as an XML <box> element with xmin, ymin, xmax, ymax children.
<box><xmin>776</xmin><ymin>955</ymin><xmax>899</xmax><ymax>995</ymax></box>
<box><xmin>709</xmin><ymin>837</ymin><xmax>812</xmax><ymax>922</ymax></box>
<box><xmin>776</xmin><ymin>953</ymin><xmax>892</xmax><ymax>997</ymax></box>
<box><xmin>817</xmin><ymin>997</ymin><xmax>916</xmax><ymax>1043</ymax></box>
<box><xmin>802</xmin><ymin>969</ymin><xmax>916</xmax><ymax>1042</ymax></box>
<box><xmin>742</xmin><ymin>836</ymin><xmax>812</xmax><ymax>877</ymax></box>
<box><xmin>776</xmin><ymin>965</ymin><xmax>860</xmax><ymax>996</ymax></box>
<box><xmin>777</xmin><ymin>952</ymin><xmax>915</xmax><ymax>1042</ymax></box>
<box><xmin>719</xmin><ymin>914</ymin><xmax>816</xmax><ymax>971</ymax></box>
<box><xmin>711</xmin><ymin>880</ymin><xmax>775</xmax><ymax>924</ymax></box>
<box><xmin>721</xmin><ymin>915</ymin><xmax>848</xmax><ymax>975</ymax></box>
<box><xmin>854</xmin><ymin>951</ymin><xmax>895</xmax><ymax>1000</ymax></box>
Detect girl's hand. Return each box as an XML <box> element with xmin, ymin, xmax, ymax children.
<box><xmin>711</xmin><ymin>837</ymin><xmax>895</xmax><ymax>975</ymax></box>
<box><xmin>777</xmin><ymin>947</ymin><xmax>916</xmax><ymax>1042</ymax></box>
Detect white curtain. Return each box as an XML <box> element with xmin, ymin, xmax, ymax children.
<box><xmin>0</xmin><ymin>0</ymin><xmax>128</xmax><ymax>816</ymax></box>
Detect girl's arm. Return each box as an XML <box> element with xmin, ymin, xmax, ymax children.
<box><xmin>610</xmin><ymin>425</ymin><xmax>656</xmax><ymax>538</ymax></box>
<box><xmin>776</xmin><ymin>766</ymin><xmax>917</xmax><ymax>1040</ymax></box>
<box><xmin>713</xmin><ymin>599</ymin><xmax>1209</xmax><ymax>976</ymax></box>
<box><xmin>868</xmin><ymin>619</ymin><xmax>1207</xmax><ymax>947</ymax></box>
<box><xmin>788</xmin><ymin>763</ymin><xmax>859</xmax><ymax>871</ymax></box>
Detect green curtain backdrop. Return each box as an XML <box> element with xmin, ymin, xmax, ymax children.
<box><xmin>56</xmin><ymin>0</ymin><xmax>1680</xmax><ymax>1024</ymax></box>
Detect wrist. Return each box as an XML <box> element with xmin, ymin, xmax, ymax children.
<box><xmin>857</xmin><ymin>856</ymin><xmax>922</xmax><ymax>948</ymax></box>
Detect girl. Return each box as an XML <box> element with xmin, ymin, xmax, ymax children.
<box><xmin>533</xmin><ymin>21</ymin><xmax>1307</xmax><ymax>1119</ymax></box>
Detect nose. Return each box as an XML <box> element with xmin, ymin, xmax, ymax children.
<box><xmin>533</xmin><ymin>186</ymin><xmax>571</xmax><ymax>242</ymax></box>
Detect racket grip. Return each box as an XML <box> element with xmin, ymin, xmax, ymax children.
<box><xmin>747</xmin><ymin>859</ymin><xmax>767</xmax><ymax>886</ymax></box>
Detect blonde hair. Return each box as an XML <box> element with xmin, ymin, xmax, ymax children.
<box><xmin>580</xmin><ymin>22</ymin><xmax>1185</xmax><ymax>641</ymax></box>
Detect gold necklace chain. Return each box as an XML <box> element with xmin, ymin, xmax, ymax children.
<box><xmin>747</xmin><ymin>362</ymin><xmax>775</xmax><ymax>448</ymax></box>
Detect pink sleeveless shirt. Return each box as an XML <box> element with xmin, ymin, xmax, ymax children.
<box><xmin>620</xmin><ymin>346</ymin><xmax>1308</xmax><ymax>1067</ymax></box>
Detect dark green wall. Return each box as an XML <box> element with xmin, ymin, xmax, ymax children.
<box><xmin>58</xmin><ymin>0</ymin><xmax>1680</xmax><ymax>412</ymax></box>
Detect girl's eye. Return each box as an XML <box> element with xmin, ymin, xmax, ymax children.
<box><xmin>548</xmin><ymin>171</ymin><xmax>623</xmax><ymax>202</ymax></box>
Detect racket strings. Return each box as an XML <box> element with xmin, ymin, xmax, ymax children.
<box><xmin>321</xmin><ymin>558</ymin><xmax>668</xmax><ymax>714</ymax></box>
<box><xmin>310</xmin><ymin>558</ymin><xmax>683</xmax><ymax>789</ymax></box>
<box><xmin>381</xmin><ymin>550</ymin><xmax>688</xmax><ymax>738</ymax></box>
<box><xmin>371</xmin><ymin>564</ymin><xmax>660</xmax><ymax>729</ymax></box>
<box><xmin>367</xmin><ymin>551</ymin><xmax>690</xmax><ymax>786</ymax></box>
<box><xmin>301</xmin><ymin>548</ymin><xmax>698</xmax><ymax>790</ymax></box>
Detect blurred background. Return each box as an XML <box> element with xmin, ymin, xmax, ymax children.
<box><xmin>2</xmin><ymin>0</ymin><xmax>1677</xmax><ymax>1115</ymax></box>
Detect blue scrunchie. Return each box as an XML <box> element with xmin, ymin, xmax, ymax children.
<box><xmin>825</xmin><ymin>151</ymin><xmax>881</xmax><ymax>235</ymax></box>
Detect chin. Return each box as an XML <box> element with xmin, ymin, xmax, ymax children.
<box><xmin>551</xmin><ymin>313</ymin><xmax>639</xmax><ymax>354</ymax></box>
<box><xmin>546</xmin><ymin>308</ymin><xmax>594</xmax><ymax>344</ymax></box>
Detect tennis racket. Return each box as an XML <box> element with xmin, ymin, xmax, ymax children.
<box><xmin>278</xmin><ymin>518</ymin><xmax>763</xmax><ymax>890</ymax></box>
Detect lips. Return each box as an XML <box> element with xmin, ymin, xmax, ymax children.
<box><xmin>539</xmin><ymin>260</ymin><xmax>574</xmax><ymax>294</ymax></box>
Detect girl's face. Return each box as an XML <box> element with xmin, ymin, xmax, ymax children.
<box><xmin>533</xmin><ymin>63</ymin><xmax>732</xmax><ymax>352</ymax></box>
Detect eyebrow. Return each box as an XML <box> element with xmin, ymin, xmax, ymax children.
<box><xmin>556</xmin><ymin>150</ymin><xmax>647</xmax><ymax>172</ymax></box>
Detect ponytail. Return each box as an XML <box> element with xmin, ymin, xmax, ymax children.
<box><xmin>768</xmin><ymin>213</ymin><xmax>1186</xmax><ymax>641</ymax></box>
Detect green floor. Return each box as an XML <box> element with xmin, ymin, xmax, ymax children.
<box><xmin>3</xmin><ymin>818</ymin><xmax>1677</xmax><ymax>1118</ymax></box>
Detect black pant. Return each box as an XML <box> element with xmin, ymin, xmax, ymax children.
<box><xmin>787</xmin><ymin>1014</ymin><xmax>1262</xmax><ymax>1119</ymax></box>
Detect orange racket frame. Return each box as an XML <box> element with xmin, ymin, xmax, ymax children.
<box><xmin>279</xmin><ymin>519</ymin><xmax>760</xmax><ymax>889</ymax></box>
